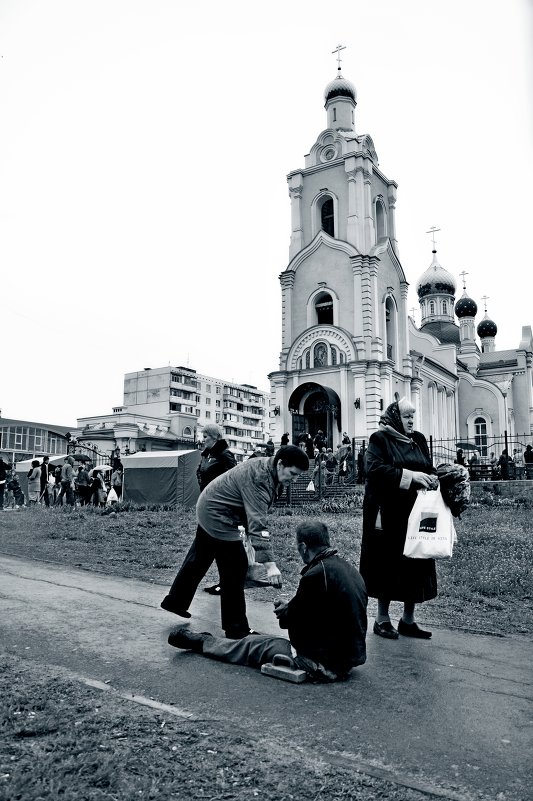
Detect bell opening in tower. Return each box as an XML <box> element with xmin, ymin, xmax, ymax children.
<box><xmin>321</xmin><ymin>197</ymin><xmax>334</xmax><ymax>236</ymax></box>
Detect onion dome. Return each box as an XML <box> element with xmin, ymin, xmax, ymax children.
<box><xmin>455</xmin><ymin>292</ymin><xmax>478</xmax><ymax>318</ymax></box>
<box><xmin>324</xmin><ymin>74</ymin><xmax>357</xmax><ymax>104</ymax></box>
<box><xmin>416</xmin><ymin>250</ymin><xmax>456</xmax><ymax>298</ymax></box>
<box><xmin>477</xmin><ymin>313</ymin><xmax>497</xmax><ymax>338</ymax></box>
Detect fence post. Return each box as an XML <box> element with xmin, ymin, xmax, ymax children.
<box><xmin>504</xmin><ymin>430</ymin><xmax>508</xmax><ymax>454</ymax></box>
<box><xmin>429</xmin><ymin>435</ymin><xmax>433</xmax><ymax>463</ymax></box>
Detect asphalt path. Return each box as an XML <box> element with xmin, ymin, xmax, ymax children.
<box><xmin>1</xmin><ymin>554</ymin><xmax>531</xmax><ymax>801</ymax></box>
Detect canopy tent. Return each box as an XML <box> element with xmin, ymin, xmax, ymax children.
<box><xmin>121</xmin><ymin>450</ymin><xmax>201</xmax><ymax>508</ymax></box>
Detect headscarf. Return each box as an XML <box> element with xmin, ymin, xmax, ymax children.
<box><xmin>379</xmin><ymin>401</ymin><xmax>412</xmax><ymax>443</ymax></box>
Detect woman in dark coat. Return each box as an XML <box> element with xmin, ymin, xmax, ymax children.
<box><xmin>359</xmin><ymin>398</ymin><xmax>438</xmax><ymax>640</ymax></box>
<box><xmin>198</xmin><ymin>424</ymin><xmax>237</xmax><ymax>596</ymax></box>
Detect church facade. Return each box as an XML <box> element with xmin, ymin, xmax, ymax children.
<box><xmin>268</xmin><ymin>69</ymin><xmax>533</xmax><ymax>459</ymax></box>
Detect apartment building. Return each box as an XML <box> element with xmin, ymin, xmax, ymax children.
<box><xmin>123</xmin><ymin>366</ymin><xmax>271</xmax><ymax>457</ymax></box>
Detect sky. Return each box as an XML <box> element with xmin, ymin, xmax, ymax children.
<box><xmin>1</xmin><ymin>0</ymin><xmax>532</xmax><ymax>426</ymax></box>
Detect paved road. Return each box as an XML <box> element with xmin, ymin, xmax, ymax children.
<box><xmin>1</xmin><ymin>554</ymin><xmax>531</xmax><ymax>800</ymax></box>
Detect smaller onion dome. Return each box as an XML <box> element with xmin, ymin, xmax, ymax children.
<box><xmin>477</xmin><ymin>313</ymin><xmax>497</xmax><ymax>338</ymax></box>
<box><xmin>455</xmin><ymin>292</ymin><xmax>478</xmax><ymax>318</ymax></box>
<box><xmin>324</xmin><ymin>74</ymin><xmax>357</xmax><ymax>104</ymax></box>
<box><xmin>416</xmin><ymin>250</ymin><xmax>456</xmax><ymax>298</ymax></box>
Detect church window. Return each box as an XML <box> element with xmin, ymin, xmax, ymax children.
<box><xmin>315</xmin><ymin>292</ymin><xmax>333</xmax><ymax>325</ymax></box>
<box><xmin>305</xmin><ymin>350</ymin><xmax>310</xmax><ymax>369</ymax></box>
<box><xmin>313</xmin><ymin>342</ymin><xmax>327</xmax><ymax>367</ymax></box>
<box><xmin>385</xmin><ymin>297</ymin><xmax>397</xmax><ymax>364</ymax></box>
<box><xmin>331</xmin><ymin>347</ymin><xmax>337</xmax><ymax>365</ymax></box>
<box><xmin>429</xmin><ymin>301</ymin><xmax>435</xmax><ymax>314</ymax></box>
<box><xmin>333</xmin><ymin>108</ymin><xmax>336</xmax><ymax>122</ymax></box>
<box><xmin>474</xmin><ymin>417</ymin><xmax>488</xmax><ymax>457</ymax></box>
<box><xmin>183</xmin><ymin>427</ymin><xmax>192</xmax><ymax>436</ymax></box>
<box><xmin>320</xmin><ymin>197</ymin><xmax>334</xmax><ymax>237</ymax></box>
<box><xmin>339</xmin><ymin>352</ymin><xmax>344</xmax><ymax>364</ymax></box>
<box><xmin>442</xmin><ymin>301</ymin><xmax>447</xmax><ymax>314</ymax></box>
<box><xmin>375</xmin><ymin>198</ymin><xmax>387</xmax><ymax>240</ymax></box>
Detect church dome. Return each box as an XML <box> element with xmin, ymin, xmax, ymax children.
<box><xmin>477</xmin><ymin>313</ymin><xmax>497</xmax><ymax>338</ymax></box>
<box><xmin>416</xmin><ymin>250</ymin><xmax>456</xmax><ymax>298</ymax></box>
<box><xmin>324</xmin><ymin>74</ymin><xmax>357</xmax><ymax>104</ymax></box>
<box><xmin>455</xmin><ymin>292</ymin><xmax>478</xmax><ymax>318</ymax></box>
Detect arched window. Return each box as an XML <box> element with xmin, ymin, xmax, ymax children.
<box><xmin>375</xmin><ymin>198</ymin><xmax>387</xmax><ymax>240</ymax></box>
<box><xmin>314</xmin><ymin>292</ymin><xmax>333</xmax><ymax>325</ymax></box>
<box><xmin>442</xmin><ymin>301</ymin><xmax>448</xmax><ymax>315</ymax></box>
<box><xmin>339</xmin><ymin>352</ymin><xmax>344</xmax><ymax>364</ymax></box>
<box><xmin>320</xmin><ymin>197</ymin><xmax>334</xmax><ymax>237</ymax></box>
<box><xmin>474</xmin><ymin>417</ymin><xmax>488</xmax><ymax>456</ymax></box>
<box><xmin>305</xmin><ymin>350</ymin><xmax>310</xmax><ymax>369</ymax></box>
<box><xmin>183</xmin><ymin>427</ymin><xmax>192</xmax><ymax>436</ymax></box>
<box><xmin>429</xmin><ymin>301</ymin><xmax>435</xmax><ymax>314</ymax></box>
<box><xmin>385</xmin><ymin>296</ymin><xmax>396</xmax><ymax>363</ymax></box>
<box><xmin>313</xmin><ymin>342</ymin><xmax>327</xmax><ymax>367</ymax></box>
<box><xmin>331</xmin><ymin>347</ymin><xmax>337</xmax><ymax>365</ymax></box>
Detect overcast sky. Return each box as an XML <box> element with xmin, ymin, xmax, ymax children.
<box><xmin>1</xmin><ymin>0</ymin><xmax>531</xmax><ymax>426</ymax></box>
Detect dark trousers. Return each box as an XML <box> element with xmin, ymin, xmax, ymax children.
<box><xmin>202</xmin><ymin>634</ymin><xmax>292</xmax><ymax>667</ymax></box>
<box><xmin>0</xmin><ymin>482</ymin><xmax>4</xmax><ymax>509</ymax></box>
<box><xmin>56</xmin><ymin>481</ymin><xmax>74</xmax><ymax>506</ymax></box>
<box><xmin>168</xmin><ymin>525</ymin><xmax>250</xmax><ymax>636</ymax></box>
<box><xmin>40</xmin><ymin>485</ymin><xmax>50</xmax><ymax>506</ymax></box>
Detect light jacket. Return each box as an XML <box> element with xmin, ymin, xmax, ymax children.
<box><xmin>196</xmin><ymin>456</ymin><xmax>279</xmax><ymax>562</ymax></box>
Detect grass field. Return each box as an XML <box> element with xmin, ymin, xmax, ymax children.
<box><xmin>1</xmin><ymin>501</ymin><xmax>531</xmax><ymax>635</ymax></box>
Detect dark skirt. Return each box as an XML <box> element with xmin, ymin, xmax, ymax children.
<box><xmin>359</xmin><ymin>522</ymin><xmax>437</xmax><ymax>603</ymax></box>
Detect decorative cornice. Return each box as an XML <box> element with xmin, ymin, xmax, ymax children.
<box><xmin>285</xmin><ymin>230</ymin><xmax>360</xmax><ymax>273</ymax></box>
<box><xmin>288</xmin><ymin>325</ymin><xmax>356</xmax><ymax>369</ymax></box>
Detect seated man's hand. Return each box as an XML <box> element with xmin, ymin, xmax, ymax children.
<box><xmin>273</xmin><ymin>599</ymin><xmax>288</xmax><ymax>619</ymax></box>
<box><xmin>263</xmin><ymin>562</ymin><xmax>282</xmax><ymax>587</ymax></box>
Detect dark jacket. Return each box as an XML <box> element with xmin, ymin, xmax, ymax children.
<box><xmin>196</xmin><ymin>439</ymin><xmax>236</xmax><ymax>492</ymax></box>
<box><xmin>277</xmin><ymin>548</ymin><xmax>367</xmax><ymax>675</ymax></box>
<box><xmin>360</xmin><ymin>428</ymin><xmax>437</xmax><ymax>602</ymax></box>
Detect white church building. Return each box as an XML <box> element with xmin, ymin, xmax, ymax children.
<box><xmin>268</xmin><ymin>66</ymin><xmax>533</xmax><ymax>457</ymax></box>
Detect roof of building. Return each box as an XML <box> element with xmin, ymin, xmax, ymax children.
<box><xmin>477</xmin><ymin>314</ymin><xmax>498</xmax><ymax>338</ymax></box>
<box><xmin>419</xmin><ymin>320</ymin><xmax>461</xmax><ymax>345</ymax></box>
<box><xmin>478</xmin><ymin>350</ymin><xmax>518</xmax><ymax>367</ymax></box>
<box><xmin>455</xmin><ymin>292</ymin><xmax>478</xmax><ymax>318</ymax></box>
<box><xmin>0</xmin><ymin>416</ymin><xmax>72</xmax><ymax>434</ymax></box>
<box><xmin>416</xmin><ymin>250</ymin><xmax>456</xmax><ymax>298</ymax></box>
<box><xmin>324</xmin><ymin>73</ymin><xmax>357</xmax><ymax>104</ymax></box>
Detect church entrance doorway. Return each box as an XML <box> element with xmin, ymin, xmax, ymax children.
<box><xmin>288</xmin><ymin>383</ymin><xmax>341</xmax><ymax>450</ymax></box>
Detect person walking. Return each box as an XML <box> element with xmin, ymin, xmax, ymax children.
<box><xmin>168</xmin><ymin>520</ymin><xmax>367</xmax><ymax>682</ymax></box>
<box><xmin>111</xmin><ymin>465</ymin><xmax>123</xmax><ymax>500</ymax></box>
<box><xmin>56</xmin><ymin>456</ymin><xmax>75</xmax><ymax>506</ymax></box>
<box><xmin>27</xmin><ymin>460</ymin><xmax>41</xmax><ymax>506</ymax></box>
<box><xmin>161</xmin><ymin>446</ymin><xmax>309</xmax><ymax>639</ymax></box>
<box><xmin>39</xmin><ymin>456</ymin><xmax>51</xmax><ymax>506</ymax></box>
<box><xmin>76</xmin><ymin>464</ymin><xmax>91</xmax><ymax>505</ymax></box>
<box><xmin>359</xmin><ymin>398</ymin><xmax>439</xmax><ymax>640</ymax></box>
<box><xmin>0</xmin><ymin>456</ymin><xmax>10</xmax><ymax>511</ymax></box>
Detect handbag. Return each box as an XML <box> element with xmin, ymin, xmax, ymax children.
<box><xmin>403</xmin><ymin>488</ymin><xmax>457</xmax><ymax>559</ymax></box>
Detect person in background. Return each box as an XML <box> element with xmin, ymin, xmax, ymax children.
<box><xmin>455</xmin><ymin>448</ymin><xmax>466</xmax><ymax>466</ymax></box>
<box><xmin>111</xmin><ymin>465</ymin><xmax>123</xmax><ymax>500</ymax></box>
<box><xmin>265</xmin><ymin>439</ymin><xmax>275</xmax><ymax>457</ymax></box>
<box><xmin>168</xmin><ymin>520</ymin><xmax>367</xmax><ymax>683</ymax></box>
<box><xmin>512</xmin><ymin>448</ymin><xmax>523</xmax><ymax>480</ymax></box>
<box><xmin>27</xmin><ymin>460</ymin><xmax>41</xmax><ymax>506</ymax></box>
<box><xmin>524</xmin><ymin>444</ymin><xmax>533</xmax><ymax>480</ymax></box>
<box><xmin>56</xmin><ymin>456</ymin><xmax>75</xmax><ymax>506</ymax></box>
<box><xmin>498</xmin><ymin>449</ymin><xmax>510</xmax><ymax>481</ymax></box>
<box><xmin>39</xmin><ymin>456</ymin><xmax>51</xmax><ymax>507</ymax></box>
<box><xmin>197</xmin><ymin>424</ymin><xmax>237</xmax><ymax>597</ymax></box>
<box><xmin>90</xmin><ymin>469</ymin><xmax>107</xmax><ymax>507</ymax></box>
<box><xmin>489</xmin><ymin>452</ymin><xmax>498</xmax><ymax>480</ymax></box>
<box><xmin>342</xmin><ymin>432</ymin><xmax>351</xmax><ymax>445</ymax></box>
<box><xmin>313</xmin><ymin>430</ymin><xmax>326</xmax><ymax>451</ymax></box>
<box><xmin>356</xmin><ymin>447</ymin><xmax>365</xmax><ymax>484</ymax></box>
<box><xmin>280</xmin><ymin>432</ymin><xmax>290</xmax><ymax>446</ymax></box>
<box><xmin>468</xmin><ymin>451</ymin><xmax>480</xmax><ymax>481</ymax></box>
<box><xmin>359</xmin><ymin>398</ymin><xmax>439</xmax><ymax>641</ymax></box>
<box><xmin>324</xmin><ymin>448</ymin><xmax>338</xmax><ymax>486</ymax></box>
<box><xmin>161</xmin><ymin>446</ymin><xmax>309</xmax><ymax>639</ymax></box>
<box><xmin>0</xmin><ymin>456</ymin><xmax>10</xmax><ymax>511</ymax></box>
<box><xmin>76</xmin><ymin>463</ymin><xmax>91</xmax><ymax>505</ymax></box>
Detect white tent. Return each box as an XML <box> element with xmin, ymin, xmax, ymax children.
<box><xmin>15</xmin><ymin>454</ymin><xmax>68</xmax><ymax>500</ymax></box>
<box><xmin>121</xmin><ymin>449</ymin><xmax>201</xmax><ymax>508</ymax></box>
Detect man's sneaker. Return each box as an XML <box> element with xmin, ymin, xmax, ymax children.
<box><xmin>168</xmin><ymin>627</ymin><xmax>209</xmax><ymax>652</ymax></box>
<box><xmin>160</xmin><ymin>595</ymin><xmax>191</xmax><ymax>618</ymax></box>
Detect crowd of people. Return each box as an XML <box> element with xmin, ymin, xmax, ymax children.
<box><xmin>0</xmin><ymin>454</ymin><xmax>123</xmax><ymax>510</ymax></box>
<box><xmin>456</xmin><ymin>445</ymin><xmax>533</xmax><ymax>480</ymax></box>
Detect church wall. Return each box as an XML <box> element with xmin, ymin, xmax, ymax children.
<box><xmin>511</xmin><ymin>367</ymin><xmax>532</xmax><ymax>434</ymax></box>
<box><xmin>301</xmin><ymin>163</ymin><xmax>347</xmax><ymax>243</ymax></box>
<box><xmin>291</xmin><ymin>248</ymin><xmax>354</xmax><ymax>337</ymax></box>
<box><xmin>457</xmin><ymin>378</ymin><xmax>501</xmax><ymax>439</ymax></box>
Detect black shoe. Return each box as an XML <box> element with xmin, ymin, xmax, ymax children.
<box><xmin>160</xmin><ymin>595</ymin><xmax>191</xmax><ymax>618</ymax></box>
<box><xmin>203</xmin><ymin>584</ymin><xmax>221</xmax><ymax>595</ymax></box>
<box><xmin>168</xmin><ymin>626</ymin><xmax>209</xmax><ymax>652</ymax></box>
<box><xmin>225</xmin><ymin>628</ymin><xmax>262</xmax><ymax>639</ymax></box>
<box><xmin>373</xmin><ymin>620</ymin><xmax>399</xmax><ymax>639</ymax></box>
<box><xmin>398</xmin><ymin>620</ymin><xmax>432</xmax><ymax>639</ymax></box>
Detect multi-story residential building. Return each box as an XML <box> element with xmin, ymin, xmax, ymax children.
<box><xmin>122</xmin><ymin>366</ymin><xmax>270</xmax><ymax>458</ymax></box>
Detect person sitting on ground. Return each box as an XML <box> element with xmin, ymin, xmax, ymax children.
<box><xmin>168</xmin><ymin>520</ymin><xmax>368</xmax><ymax>682</ymax></box>
<box><xmin>161</xmin><ymin>446</ymin><xmax>309</xmax><ymax>639</ymax></box>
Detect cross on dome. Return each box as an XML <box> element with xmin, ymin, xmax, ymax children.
<box><xmin>426</xmin><ymin>226</ymin><xmax>441</xmax><ymax>250</ymax></box>
<box><xmin>332</xmin><ymin>44</ymin><xmax>346</xmax><ymax>72</ymax></box>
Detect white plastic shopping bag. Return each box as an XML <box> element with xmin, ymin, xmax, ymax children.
<box><xmin>404</xmin><ymin>488</ymin><xmax>457</xmax><ymax>559</ymax></box>
<box><xmin>306</xmin><ymin>480</ymin><xmax>315</xmax><ymax>492</ymax></box>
